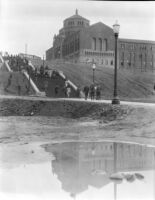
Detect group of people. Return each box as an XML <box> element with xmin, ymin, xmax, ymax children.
<box><xmin>54</xmin><ymin>81</ymin><xmax>72</xmax><ymax>98</ymax></box>
<box><xmin>4</xmin><ymin>54</ymin><xmax>50</xmax><ymax>79</ymax></box>
<box><xmin>33</xmin><ymin>65</ymin><xmax>61</xmax><ymax>80</ymax></box>
<box><xmin>4</xmin><ymin>55</ymin><xmax>29</xmax><ymax>72</ymax></box>
<box><xmin>38</xmin><ymin>65</ymin><xmax>51</xmax><ymax>77</ymax></box>
<box><xmin>54</xmin><ymin>82</ymin><xmax>101</xmax><ymax>100</ymax></box>
<box><xmin>83</xmin><ymin>84</ymin><xmax>101</xmax><ymax>100</ymax></box>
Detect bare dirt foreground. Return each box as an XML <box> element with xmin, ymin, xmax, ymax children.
<box><xmin>0</xmin><ymin>97</ymin><xmax>155</xmax><ymax>167</ymax></box>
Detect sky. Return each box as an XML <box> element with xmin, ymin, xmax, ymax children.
<box><xmin>0</xmin><ymin>0</ymin><xmax>155</xmax><ymax>57</ymax></box>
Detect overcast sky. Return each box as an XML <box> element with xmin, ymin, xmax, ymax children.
<box><xmin>0</xmin><ymin>0</ymin><xmax>155</xmax><ymax>57</ymax></box>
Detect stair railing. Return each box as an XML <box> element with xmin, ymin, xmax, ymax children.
<box><xmin>0</xmin><ymin>55</ymin><xmax>12</xmax><ymax>72</ymax></box>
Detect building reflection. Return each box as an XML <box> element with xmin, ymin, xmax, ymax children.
<box><xmin>44</xmin><ymin>142</ymin><xmax>155</xmax><ymax>198</ymax></box>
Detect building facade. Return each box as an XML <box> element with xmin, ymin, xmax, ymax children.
<box><xmin>119</xmin><ymin>39</ymin><xmax>155</xmax><ymax>71</ymax></box>
<box><xmin>46</xmin><ymin>10</ymin><xmax>155</xmax><ymax>70</ymax></box>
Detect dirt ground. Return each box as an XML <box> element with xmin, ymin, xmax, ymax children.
<box><xmin>0</xmin><ymin>97</ymin><xmax>155</xmax><ymax>167</ymax></box>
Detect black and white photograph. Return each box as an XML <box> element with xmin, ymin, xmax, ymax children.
<box><xmin>0</xmin><ymin>0</ymin><xmax>155</xmax><ymax>200</ymax></box>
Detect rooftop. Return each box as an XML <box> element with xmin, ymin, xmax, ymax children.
<box><xmin>119</xmin><ymin>38</ymin><xmax>155</xmax><ymax>45</ymax></box>
<box><xmin>64</xmin><ymin>9</ymin><xmax>89</xmax><ymax>22</ymax></box>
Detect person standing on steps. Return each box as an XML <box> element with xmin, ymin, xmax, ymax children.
<box><xmin>65</xmin><ymin>80</ymin><xmax>69</xmax><ymax>88</ymax></box>
<box><xmin>54</xmin><ymin>85</ymin><xmax>59</xmax><ymax>96</ymax></box>
<box><xmin>66</xmin><ymin>86</ymin><xmax>71</xmax><ymax>98</ymax></box>
<box><xmin>4</xmin><ymin>74</ymin><xmax>12</xmax><ymax>92</ymax></box>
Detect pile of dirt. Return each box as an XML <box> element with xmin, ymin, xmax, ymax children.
<box><xmin>0</xmin><ymin>99</ymin><xmax>132</xmax><ymax>122</ymax></box>
<box><xmin>99</xmin><ymin>104</ymin><xmax>132</xmax><ymax>122</ymax></box>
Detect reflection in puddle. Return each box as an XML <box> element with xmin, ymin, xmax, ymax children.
<box><xmin>44</xmin><ymin>141</ymin><xmax>155</xmax><ymax>200</ymax></box>
<box><xmin>0</xmin><ymin>141</ymin><xmax>155</xmax><ymax>200</ymax></box>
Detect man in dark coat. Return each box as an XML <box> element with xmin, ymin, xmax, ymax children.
<box><xmin>96</xmin><ymin>85</ymin><xmax>101</xmax><ymax>100</ymax></box>
<box><xmin>89</xmin><ymin>84</ymin><xmax>95</xmax><ymax>100</ymax></box>
<box><xmin>83</xmin><ymin>85</ymin><xmax>89</xmax><ymax>100</ymax></box>
<box><xmin>54</xmin><ymin>85</ymin><xmax>59</xmax><ymax>96</ymax></box>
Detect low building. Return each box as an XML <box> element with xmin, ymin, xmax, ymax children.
<box><xmin>18</xmin><ymin>53</ymin><xmax>42</xmax><ymax>69</ymax></box>
<box><xmin>18</xmin><ymin>53</ymin><xmax>41</xmax><ymax>60</ymax></box>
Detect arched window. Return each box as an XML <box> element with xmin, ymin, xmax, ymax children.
<box><xmin>99</xmin><ymin>38</ymin><xmax>102</xmax><ymax>51</ymax></box>
<box><xmin>92</xmin><ymin>38</ymin><xmax>96</xmax><ymax>50</ymax></box>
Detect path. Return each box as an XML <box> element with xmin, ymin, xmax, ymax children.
<box><xmin>0</xmin><ymin>94</ymin><xmax>155</xmax><ymax>107</ymax></box>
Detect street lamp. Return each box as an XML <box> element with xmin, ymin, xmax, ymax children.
<box><xmin>92</xmin><ymin>62</ymin><xmax>96</xmax><ymax>84</ymax></box>
<box><xmin>112</xmin><ymin>21</ymin><xmax>120</xmax><ymax>105</ymax></box>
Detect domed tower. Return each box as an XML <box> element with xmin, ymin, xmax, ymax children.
<box><xmin>59</xmin><ymin>9</ymin><xmax>90</xmax><ymax>36</ymax></box>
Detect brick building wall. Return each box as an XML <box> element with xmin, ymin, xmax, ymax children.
<box><xmin>118</xmin><ymin>39</ymin><xmax>155</xmax><ymax>71</ymax></box>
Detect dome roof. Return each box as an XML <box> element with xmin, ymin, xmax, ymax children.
<box><xmin>64</xmin><ymin>9</ymin><xmax>89</xmax><ymax>22</ymax></box>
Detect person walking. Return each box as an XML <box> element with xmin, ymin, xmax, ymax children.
<box><xmin>96</xmin><ymin>84</ymin><xmax>101</xmax><ymax>100</ymax></box>
<box><xmin>17</xmin><ymin>85</ymin><xmax>21</xmax><ymax>95</ymax></box>
<box><xmin>83</xmin><ymin>85</ymin><xmax>89</xmax><ymax>100</ymax></box>
<box><xmin>76</xmin><ymin>87</ymin><xmax>81</xmax><ymax>98</ymax></box>
<box><xmin>90</xmin><ymin>84</ymin><xmax>95</xmax><ymax>100</ymax></box>
<box><xmin>94</xmin><ymin>85</ymin><xmax>97</xmax><ymax>99</ymax></box>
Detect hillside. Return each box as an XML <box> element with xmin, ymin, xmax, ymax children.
<box><xmin>1</xmin><ymin>58</ymin><xmax>155</xmax><ymax>101</ymax></box>
<box><xmin>45</xmin><ymin>61</ymin><xmax>155</xmax><ymax>100</ymax></box>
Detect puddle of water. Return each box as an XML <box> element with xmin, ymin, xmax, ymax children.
<box><xmin>0</xmin><ymin>141</ymin><xmax>155</xmax><ymax>200</ymax></box>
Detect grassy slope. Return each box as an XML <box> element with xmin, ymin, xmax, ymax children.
<box><xmin>1</xmin><ymin>59</ymin><xmax>155</xmax><ymax>101</ymax></box>
<box><xmin>46</xmin><ymin>61</ymin><xmax>155</xmax><ymax>100</ymax></box>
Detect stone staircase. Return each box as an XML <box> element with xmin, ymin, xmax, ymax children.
<box><xmin>1</xmin><ymin>54</ymin><xmax>82</xmax><ymax>98</ymax></box>
<box><xmin>0</xmin><ymin>55</ymin><xmax>44</xmax><ymax>96</ymax></box>
<box><xmin>29</xmin><ymin>59</ymin><xmax>83</xmax><ymax>98</ymax></box>
<box><xmin>30</xmin><ymin>70</ymin><xmax>80</xmax><ymax>98</ymax></box>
